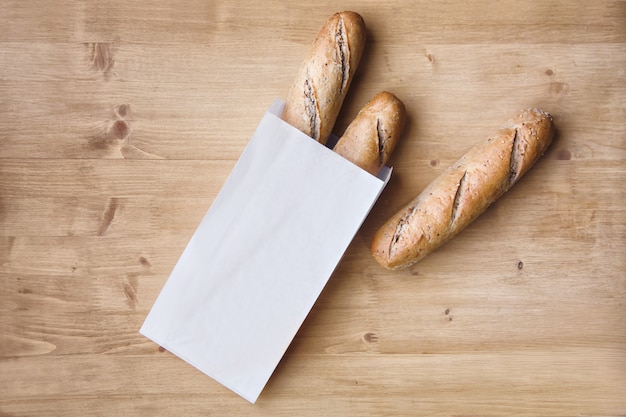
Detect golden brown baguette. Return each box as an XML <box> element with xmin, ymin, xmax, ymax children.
<box><xmin>333</xmin><ymin>91</ymin><xmax>406</xmax><ymax>176</ymax></box>
<box><xmin>371</xmin><ymin>108</ymin><xmax>555</xmax><ymax>270</ymax></box>
<box><xmin>281</xmin><ymin>11</ymin><xmax>366</xmax><ymax>145</ymax></box>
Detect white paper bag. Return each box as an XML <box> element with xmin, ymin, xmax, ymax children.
<box><xmin>140</xmin><ymin>100</ymin><xmax>391</xmax><ymax>403</ymax></box>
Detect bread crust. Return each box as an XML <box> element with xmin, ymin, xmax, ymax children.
<box><xmin>370</xmin><ymin>108</ymin><xmax>555</xmax><ymax>270</ymax></box>
<box><xmin>333</xmin><ymin>91</ymin><xmax>406</xmax><ymax>175</ymax></box>
<box><xmin>281</xmin><ymin>11</ymin><xmax>366</xmax><ymax>145</ymax></box>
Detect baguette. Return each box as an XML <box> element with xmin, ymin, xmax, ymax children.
<box><xmin>371</xmin><ymin>108</ymin><xmax>555</xmax><ymax>270</ymax></box>
<box><xmin>333</xmin><ymin>91</ymin><xmax>406</xmax><ymax>176</ymax></box>
<box><xmin>281</xmin><ymin>11</ymin><xmax>366</xmax><ymax>145</ymax></box>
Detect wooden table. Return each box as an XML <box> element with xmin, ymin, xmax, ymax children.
<box><xmin>1</xmin><ymin>1</ymin><xmax>625</xmax><ymax>415</ymax></box>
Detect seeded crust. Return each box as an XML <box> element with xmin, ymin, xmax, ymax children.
<box><xmin>333</xmin><ymin>91</ymin><xmax>406</xmax><ymax>176</ymax></box>
<box><xmin>281</xmin><ymin>11</ymin><xmax>366</xmax><ymax>145</ymax></box>
<box><xmin>370</xmin><ymin>108</ymin><xmax>555</xmax><ymax>270</ymax></box>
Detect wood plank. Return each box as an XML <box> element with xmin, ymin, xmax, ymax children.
<box><xmin>1</xmin><ymin>1</ymin><xmax>625</xmax><ymax>44</ymax></box>
<box><xmin>1</xmin><ymin>43</ymin><xmax>624</xmax><ymax>160</ymax></box>
<box><xmin>0</xmin><ymin>197</ymin><xmax>211</xmax><ymax>237</ymax></box>
<box><xmin>0</xmin><ymin>159</ymin><xmax>232</xmax><ymax>198</ymax></box>
<box><xmin>1</xmin><ymin>158</ymin><xmax>624</xmax><ymax>237</ymax></box>
<box><xmin>1</xmin><ymin>352</ymin><xmax>625</xmax><ymax>416</ymax></box>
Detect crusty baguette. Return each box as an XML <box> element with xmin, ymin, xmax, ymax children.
<box><xmin>333</xmin><ymin>91</ymin><xmax>406</xmax><ymax>176</ymax></box>
<box><xmin>281</xmin><ymin>11</ymin><xmax>366</xmax><ymax>145</ymax></box>
<box><xmin>371</xmin><ymin>108</ymin><xmax>555</xmax><ymax>270</ymax></box>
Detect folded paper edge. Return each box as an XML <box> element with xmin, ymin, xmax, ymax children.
<box><xmin>269</xmin><ymin>98</ymin><xmax>393</xmax><ymax>183</ymax></box>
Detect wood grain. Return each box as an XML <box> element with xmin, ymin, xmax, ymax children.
<box><xmin>1</xmin><ymin>0</ymin><xmax>625</xmax><ymax>416</ymax></box>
